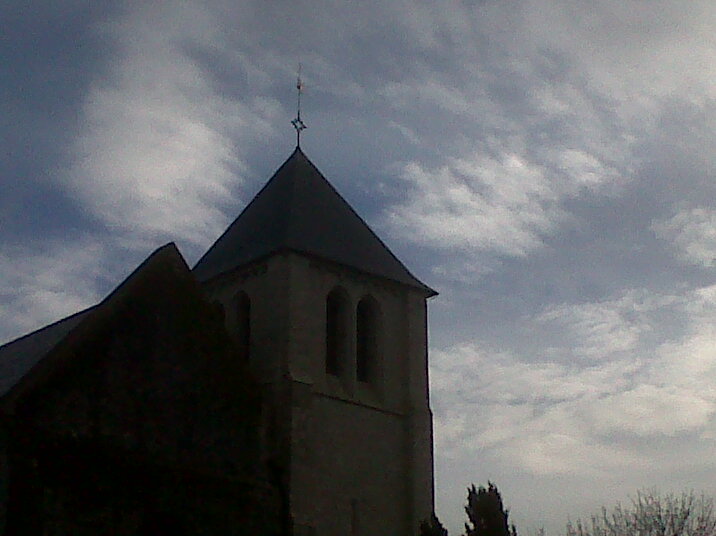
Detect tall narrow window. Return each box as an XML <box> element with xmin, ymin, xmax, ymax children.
<box><xmin>356</xmin><ymin>296</ymin><xmax>380</xmax><ymax>383</ymax></box>
<box><xmin>234</xmin><ymin>291</ymin><xmax>251</xmax><ymax>361</ymax></box>
<box><xmin>326</xmin><ymin>287</ymin><xmax>349</xmax><ymax>376</ymax></box>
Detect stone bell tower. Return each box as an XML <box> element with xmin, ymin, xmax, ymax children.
<box><xmin>193</xmin><ymin>148</ymin><xmax>436</xmax><ymax>536</ymax></box>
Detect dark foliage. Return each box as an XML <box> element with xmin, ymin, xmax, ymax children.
<box><xmin>566</xmin><ymin>489</ymin><xmax>716</xmax><ymax>536</ymax></box>
<box><xmin>420</xmin><ymin>512</ymin><xmax>449</xmax><ymax>536</ymax></box>
<box><xmin>464</xmin><ymin>482</ymin><xmax>517</xmax><ymax>536</ymax></box>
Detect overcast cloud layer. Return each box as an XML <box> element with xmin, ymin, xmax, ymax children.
<box><xmin>2</xmin><ymin>1</ymin><xmax>716</xmax><ymax>533</ymax></box>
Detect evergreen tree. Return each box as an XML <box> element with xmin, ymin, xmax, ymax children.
<box><xmin>464</xmin><ymin>482</ymin><xmax>517</xmax><ymax>536</ymax></box>
<box><xmin>419</xmin><ymin>512</ymin><xmax>449</xmax><ymax>536</ymax></box>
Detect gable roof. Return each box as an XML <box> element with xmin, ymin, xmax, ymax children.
<box><xmin>0</xmin><ymin>307</ymin><xmax>94</xmax><ymax>397</ymax></box>
<box><xmin>192</xmin><ymin>148</ymin><xmax>435</xmax><ymax>295</ymax></box>
<box><xmin>0</xmin><ymin>243</ymin><xmax>206</xmax><ymax>404</ymax></box>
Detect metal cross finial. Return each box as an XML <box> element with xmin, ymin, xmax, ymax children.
<box><xmin>291</xmin><ymin>64</ymin><xmax>307</xmax><ymax>147</ymax></box>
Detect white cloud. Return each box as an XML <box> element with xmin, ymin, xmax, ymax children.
<box><xmin>387</xmin><ymin>153</ymin><xmax>559</xmax><ymax>258</ymax></box>
<box><xmin>653</xmin><ymin>208</ymin><xmax>716</xmax><ymax>267</ymax></box>
<box><xmin>522</xmin><ymin>0</ymin><xmax>716</xmax><ymax>107</ymax></box>
<box><xmin>65</xmin><ymin>3</ymin><xmax>279</xmax><ymax>248</ymax></box>
<box><xmin>0</xmin><ymin>238</ymin><xmax>107</xmax><ymax>343</ymax></box>
<box><xmin>378</xmin><ymin>0</ymin><xmax>716</xmax><ymax>293</ymax></box>
<box><xmin>536</xmin><ymin>290</ymin><xmax>675</xmax><ymax>360</ymax></box>
<box><xmin>386</xmin><ymin>145</ymin><xmax>623</xmax><ymax>275</ymax></box>
<box><xmin>584</xmin><ymin>384</ymin><xmax>715</xmax><ymax>437</ymax></box>
<box><xmin>431</xmin><ymin>284</ymin><xmax>716</xmax><ymax>484</ymax></box>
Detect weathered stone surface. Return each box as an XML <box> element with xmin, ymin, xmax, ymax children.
<box><xmin>205</xmin><ymin>250</ymin><xmax>435</xmax><ymax>536</ymax></box>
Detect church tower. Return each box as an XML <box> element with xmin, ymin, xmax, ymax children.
<box><xmin>193</xmin><ymin>148</ymin><xmax>436</xmax><ymax>536</ymax></box>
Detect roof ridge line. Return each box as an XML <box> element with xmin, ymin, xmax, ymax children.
<box><xmin>192</xmin><ymin>149</ymin><xmax>299</xmax><ymax>271</ymax></box>
<box><xmin>297</xmin><ymin>152</ymin><xmax>436</xmax><ymax>295</ymax></box>
<box><xmin>0</xmin><ymin>305</ymin><xmax>97</xmax><ymax>351</ymax></box>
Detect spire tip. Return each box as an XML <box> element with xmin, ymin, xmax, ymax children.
<box><xmin>291</xmin><ymin>63</ymin><xmax>307</xmax><ymax>147</ymax></box>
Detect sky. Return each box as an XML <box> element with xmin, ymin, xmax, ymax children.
<box><xmin>2</xmin><ymin>1</ymin><xmax>716</xmax><ymax>533</ymax></box>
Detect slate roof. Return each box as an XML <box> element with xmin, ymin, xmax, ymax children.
<box><xmin>0</xmin><ymin>308</ymin><xmax>94</xmax><ymax>397</ymax></box>
<box><xmin>193</xmin><ymin>148</ymin><xmax>435</xmax><ymax>294</ymax></box>
<box><xmin>0</xmin><ymin>243</ymin><xmax>187</xmax><ymax>401</ymax></box>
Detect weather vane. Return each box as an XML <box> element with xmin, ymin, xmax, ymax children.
<box><xmin>291</xmin><ymin>64</ymin><xmax>307</xmax><ymax>147</ymax></box>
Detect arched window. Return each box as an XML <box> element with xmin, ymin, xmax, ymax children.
<box><xmin>234</xmin><ymin>291</ymin><xmax>251</xmax><ymax>361</ymax></box>
<box><xmin>356</xmin><ymin>295</ymin><xmax>380</xmax><ymax>383</ymax></box>
<box><xmin>326</xmin><ymin>287</ymin><xmax>350</xmax><ymax>376</ymax></box>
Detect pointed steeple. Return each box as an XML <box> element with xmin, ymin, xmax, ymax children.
<box><xmin>193</xmin><ymin>148</ymin><xmax>434</xmax><ymax>294</ymax></box>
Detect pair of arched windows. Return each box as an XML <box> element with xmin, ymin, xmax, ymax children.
<box><xmin>232</xmin><ymin>288</ymin><xmax>379</xmax><ymax>383</ymax></box>
<box><xmin>325</xmin><ymin>288</ymin><xmax>381</xmax><ymax>384</ymax></box>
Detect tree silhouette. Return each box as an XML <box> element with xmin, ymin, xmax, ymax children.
<box><xmin>420</xmin><ymin>512</ymin><xmax>449</xmax><ymax>536</ymax></box>
<box><xmin>464</xmin><ymin>482</ymin><xmax>517</xmax><ymax>536</ymax></box>
<box><xmin>565</xmin><ymin>489</ymin><xmax>716</xmax><ymax>536</ymax></box>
